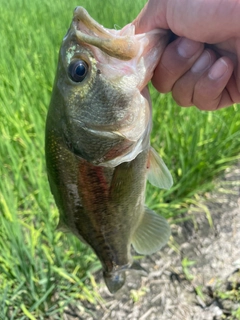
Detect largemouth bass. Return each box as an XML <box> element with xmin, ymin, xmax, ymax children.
<box><xmin>45</xmin><ymin>7</ymin><xmax>173</xmax><ymax>293</ymax></box>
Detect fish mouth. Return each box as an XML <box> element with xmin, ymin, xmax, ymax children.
<box><xmin>72</xmin><ymin>6</ymin><xmax>140</xmax><ymax>60</ymax></box>
<box><xmin>68</xmin><ymin>118</ymin><xmax>150</xmax><ymax>167</ymax></box>
<box><xmin>71</xmin><ymin>118</ymin><xmax>127</xmax><ymax>139</ymax></box>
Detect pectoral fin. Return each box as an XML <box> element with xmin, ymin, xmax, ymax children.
<box><xmin>147</xmin><ymin>147</ymin><xmax>173</xmax><ymax>189</ymax></box>
<box><xmin>132</xmin><ymin>207</ymin><xmax>171</xmax><ymax>255</ymax></box>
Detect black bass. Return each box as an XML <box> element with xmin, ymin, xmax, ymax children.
<box><xmin>45</xmin><ymin>7</ymin><xmax>172</xmax><ymax>293</ymax></box>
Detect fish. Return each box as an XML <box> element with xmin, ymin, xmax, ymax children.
<box><xmin>45</xmin><ymin>6</ymin><xmax>173</xmax><ymax>293</ymax></box>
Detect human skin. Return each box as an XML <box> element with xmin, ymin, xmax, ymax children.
<box><xmin>133</xmin><ymin>0</ymin><xmax>240</xmax><ymax>110</ymax></box>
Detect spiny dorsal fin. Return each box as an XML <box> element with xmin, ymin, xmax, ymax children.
<box><xmin>147</xmin><ymin>147</ymin><xmax>173</xmax><ymax>189</ymax></box>
<box><xmin>131</xmin><ymin>207</ymin><xmax>171</xmax><ymax>255</ymax></box>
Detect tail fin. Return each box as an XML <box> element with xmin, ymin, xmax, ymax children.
<box><xmin>103</xmin><ymin>271</ymin><xmax>126</xmax><ymax>294</ymax></box>
<box><xmin>130</xmin><ymin>260</ymin><xmax>148</xmax><ymax>275</ymax></box>
<box><xmin>103</xmin><ymin>261</ymin><xmax>147</xmax><ymax>293</ymax></box>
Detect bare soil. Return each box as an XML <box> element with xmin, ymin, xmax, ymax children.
<box><xmin>64</xmin><ymin>164</ymin><xmax>240</xmax><ymax>320</ymax></box>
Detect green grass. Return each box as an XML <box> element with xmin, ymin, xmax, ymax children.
<box><xmin>0</xmin><ymin>0</ymin><xmax>240</xmax><ymax>318</ymax></box>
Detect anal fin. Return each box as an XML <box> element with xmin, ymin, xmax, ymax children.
<box><xmin>132</xmin><ymin>207</ymin><xmax>171</xmax><ymax>255</ymax></box>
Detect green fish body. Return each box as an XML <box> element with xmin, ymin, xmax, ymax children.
<box><xmin>45</xmin><ymin>7</ymin><xmax>172</xmax><ymax>293</ymax></box>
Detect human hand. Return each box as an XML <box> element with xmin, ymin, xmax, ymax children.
<box><xmin>133</xmin><ymin>0</ymin><xmax>240</xmax><ymax>110</ymax></box>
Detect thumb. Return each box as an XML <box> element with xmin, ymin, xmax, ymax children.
<box><xmin>133</xmin><ymin>0</ymin><xmax>168</xmax><ymax>34</ymax></box>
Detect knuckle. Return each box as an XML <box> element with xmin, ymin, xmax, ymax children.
<box><xmin>172</xmin><ymin>84</ymin><xmax>193</xmax><ymax>107</ymax></box>
<box><xmin>194</xmin><ymin>99</ymin><xmax>217</xmax><ymax>111</ymax></box>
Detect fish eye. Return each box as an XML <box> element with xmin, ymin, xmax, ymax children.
<box><xmin>68</xmin><ymin>60</ymin><xmax>89</xmax><ymax>82</ymax></box>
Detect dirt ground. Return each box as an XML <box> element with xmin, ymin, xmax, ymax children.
<box><xmin>65</xmin><ymin>163</ymin><xmax>240</xmax><ymax>320</ymax></box>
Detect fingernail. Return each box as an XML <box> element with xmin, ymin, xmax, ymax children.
<box><xmin>208</xmin><ymin>58</ymin><xmax>228</xmax><ymax>80</ymax></box>
<box><xmin>191</xmin><ymin>51</ymin><xmax>211</xmax><ymax>73</ymax></box>
<box><xmin>177</xmin><ymin>38</ymin><xmax>202</xmax><ymax>58</ymax></box>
